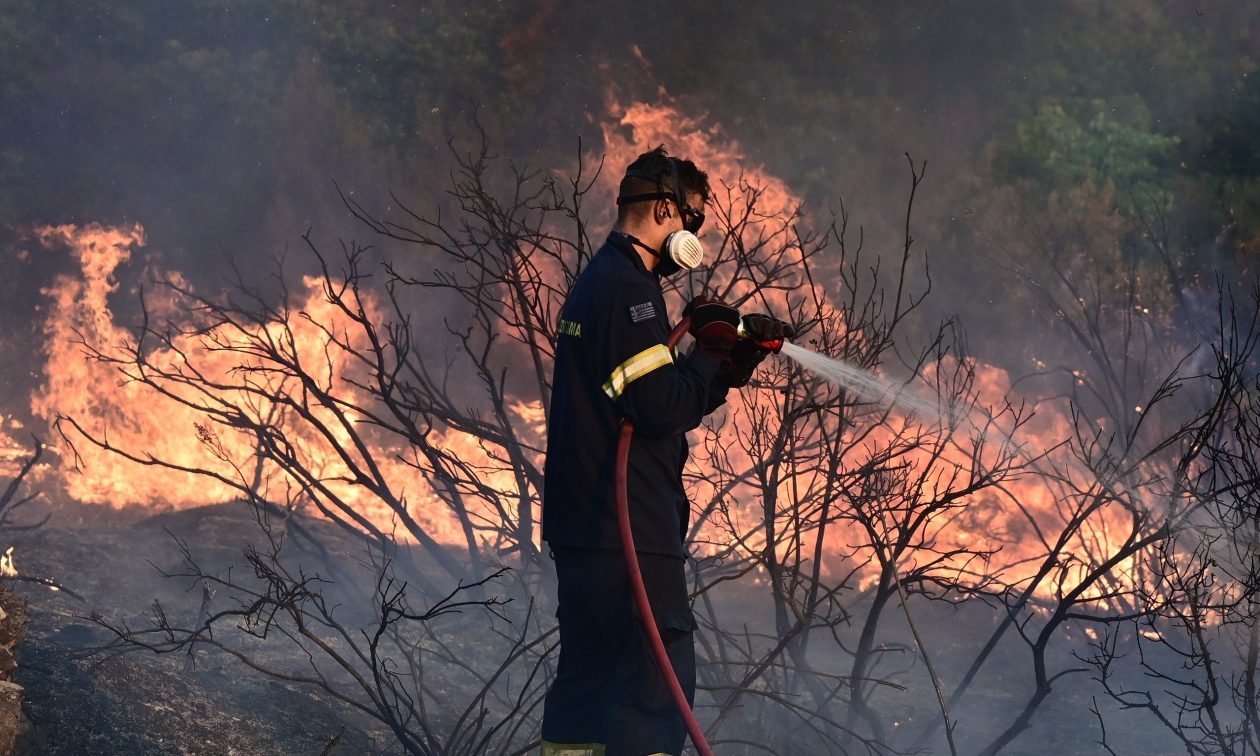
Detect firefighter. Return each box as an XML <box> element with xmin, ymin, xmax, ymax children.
<box><xmin>540</xmin><ymin>147</ymin><xmax>792</xmax><ymax>756</ymax></box>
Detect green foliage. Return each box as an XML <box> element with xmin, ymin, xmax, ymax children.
<box><xmin>272</xmin><ymin>1</ymin><xmax>514</xmax><ymax>145</ymax></box>
<box><xmin>1025</xmin><ymin>1</ymin><xmax>1214</xmax><ymax>120</ymax></box>
<box><xmin>1000</xmin><ymin>97</ymin><xmax>1179</xmax><ymax>217</ymax></box>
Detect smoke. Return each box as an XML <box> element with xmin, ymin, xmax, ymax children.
<box><xmin>4</xmin><ymin>1</ymin><xmax>1257</xmax><ymax>397</ymax></box>
<box><xmin>5</xmin><ymin>4</ymin><xmax>1260</xmax><ymax>752</ymax></box>
<box><xmin>11</xmin><ymin>89</ymin><xmax>1191</xmax><ymax>605</ymax></box>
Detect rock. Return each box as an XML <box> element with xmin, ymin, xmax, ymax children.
<box><xmin>0</xmin><ymin>587</ymin><xmax>26</xmax><ymax>658</ymax></box>
<box><xmin>0</xmin><ymin>680</ymin><xmax>22</xmax><ymax>754</ymax></box>
<box><xmin>0</xmin><ymin>583</ymin><xmax>28</xmax><ymax>754</ymax></box>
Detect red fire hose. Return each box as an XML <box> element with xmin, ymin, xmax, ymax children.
<box><xmin>615</xmin><ymin>316</ymin><xmax>714</xmax><ymax>756</ymax></box>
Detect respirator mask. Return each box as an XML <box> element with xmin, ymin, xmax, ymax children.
<box><xmin>616</xmin><ymin>157</ymin><xmax>706</xmax><ymax>277</ymax></box>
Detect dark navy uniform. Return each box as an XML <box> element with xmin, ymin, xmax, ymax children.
<box><xmin>543</xmin><ymin>232</ymin><xmax>726</xmax><ymax>556</ymax></box>
<box><xmin>540</xmin><ymin>232</ymin><xmax>727</xmax><ymax>755</ymax></box>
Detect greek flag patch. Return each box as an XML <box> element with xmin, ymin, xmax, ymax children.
<box><xmin>629</xmin><ymin>301</ymin><xmax>657</xmax><ymax>324</ymax></box>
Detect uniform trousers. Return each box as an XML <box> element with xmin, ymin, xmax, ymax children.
<box><xmin>540</xmin><ymin>547</ymin><xmax>697</xmax><ymax>756</ymax></box>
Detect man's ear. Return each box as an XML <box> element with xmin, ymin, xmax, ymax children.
<box><xmin>655</xmin><ymin>198</ymin><xmax>672</xmax><ymax>224</ymax></box>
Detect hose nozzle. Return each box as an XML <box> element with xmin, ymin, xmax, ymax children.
<box><xmin>737</xmin><ymin>318</ymin><xmax>786</xmax><ymax>353</ymax></box>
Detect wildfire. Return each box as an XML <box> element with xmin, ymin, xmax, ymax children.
<box><xmin>598</xmin><ymin>96</ymin><xmax>1158</xmax><ymax>602</ymax></box>
<box><xmin>601</xmin><ymin>100</ymin><xmax>799</xmax><ymax>225</ymax></box>
<box><xmin>599</xmin><ymin>97</ymin><xmax>806</xmax><ymax>309</ymax></box>
<box><xmin>26</xmin><ymin>223</ymin><xmax>489</xmax><ymax>546</ymax></box>
<box><xmin>0</xmin><ymin>418</ymin><xmax>30</xmax><ymax>479</ymax></box>
<box><xmin>14</xmin><ymin>99</ymin><xmax>1156</xmax><ymax>608</ymax></box>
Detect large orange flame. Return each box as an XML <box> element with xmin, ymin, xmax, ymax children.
<box><xmin>27</xmin><ymin>223</ymin><xmax>493</xmax><ymax>546</ymax></box>
<box><xmin>599</xmin><ymin>96</ymin><xmax>1146</xmax><ymax>600</ymax></box>
<box><xmin>21</xmin><ymin>101</ymin><xmax>1147</xmax><ymax>606</ymax></box>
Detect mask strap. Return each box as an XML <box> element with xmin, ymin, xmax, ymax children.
<box><xmin>614</xmin><ymin>231</ymin><xmax>663</xmax><ymax>260</ymax></box>
<box><xmin>616</xmin><ymin>191</ymin><xmax>677</xmax><ymax>206</ymax></box>
<box><xmin>624</xmin><ymin>161</ymin><xmax>690</xmax><ymax>218</ymax></box>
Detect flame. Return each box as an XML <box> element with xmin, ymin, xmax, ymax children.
<box><xmin>28</xmin><ymin>223</ymin><xmax>480</xmax><ymax>545</ymax></box>
<box><xmin>1</xmin><ymin>547</ymin><xmax>16</xmax><ymax>578</ymax></box>
<box><xmin>31</xmin><ymin>223</ymin><xmax>250</xmax><ymax>506</ymax></box>
<box><xmin>18</xmin><ymin>100</ymin><xmax>1158</xmax><ymax>607</ymax></box>
<box><xmin>0</xmin><ymin>418</ymin><xmax>30</xmax><ymax>479</ymax></box>
<box><xmin>600</xmin><ymin>99</ymin><xmax>799</xmax><ymax>225</ymax></box>
<box><xmin>599</xmin><ymin>97</ymin><xmax>806</xmax><ymax>307</ymax></box>
<box><xmin>602</xmin><ymin>96</ymin><xmax>1152</xmax><ymax>603</ymax></box>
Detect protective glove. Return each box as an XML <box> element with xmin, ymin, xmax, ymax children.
<box><xmin>716</xmin><ymin>340</ymin><xmax>764</xmax><ymax>388</ymax></box>
<box><xmin>738</xmin><ymin>313</ymin><xmax>796</xmax><ymax>352</ymax></box>
<box><xmin>718</xmin><ymin>314</ymin><xmax>796</xmax><ymax>388</ymax></box>
<box><xmin>686</xmin><ymin>299</ymin><xmax>741</xmax><ymax>360</ymax></box>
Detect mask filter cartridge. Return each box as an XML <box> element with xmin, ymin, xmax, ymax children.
<box><xmin>664</xmin><ymin>230</ymin><xmax>704</xmax><ymax>271</ymax></box>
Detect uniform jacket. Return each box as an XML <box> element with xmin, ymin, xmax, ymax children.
<box><xmin>542</xmin><ymin>232</ymin><xmax>726</xmax><ymax>558</ymax></box>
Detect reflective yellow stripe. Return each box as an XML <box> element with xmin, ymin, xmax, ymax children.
<box><xmin>602</xmin><ymin>344</ymin><xmax>674</xmax><ymax>399</ymax></box>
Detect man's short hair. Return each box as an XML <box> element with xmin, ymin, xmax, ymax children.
<box><xmin>616</xmin><ymin>146</ymin><xmax>710</xmax><ymax>224</ymax></box>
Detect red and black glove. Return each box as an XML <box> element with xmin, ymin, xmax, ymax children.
<box><xmin>718</xmin><ymin>314</ymin><xmax>796</xmax><ymax>388</ymax></box>
<box><xmin>686</xmin><ymin>299</ymin><xmax>741</xmax><ymax>360</ymax></box>
<box><xmin>739</xmin><ymin>313</ymin><xmax>796</xmax><ymax>352</ymax></box>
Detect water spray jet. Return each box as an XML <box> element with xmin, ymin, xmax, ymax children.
<box><xmin>616</xmin><ymin>323</ymin><xmax>968</xmax><ymax>756</ymax></box>
<box><xmin>777</xmin><ymin>340</ymin><xmax>965</xmax><ymax>426</ymax></box>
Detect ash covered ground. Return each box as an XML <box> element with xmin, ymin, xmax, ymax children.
<box><xmin>3</xmin><ymin>499</ymin><xmax>1186</xmax><ymax>755</ymax></box>
<box><xmin>10</xmin><ymin>501</ymin><xmax>391</xmax><ymax>754</ymax></box>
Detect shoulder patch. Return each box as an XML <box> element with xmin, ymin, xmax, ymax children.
<box><xmin>629</xmin><ymin>301</ymin><xmax>657</xmax><ymax>324</ymax></box>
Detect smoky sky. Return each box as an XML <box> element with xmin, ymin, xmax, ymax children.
<box><xmin>3</xmin><ymin>0</ymin><xmax>1258</xmax><ymax>419</ymax></box>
